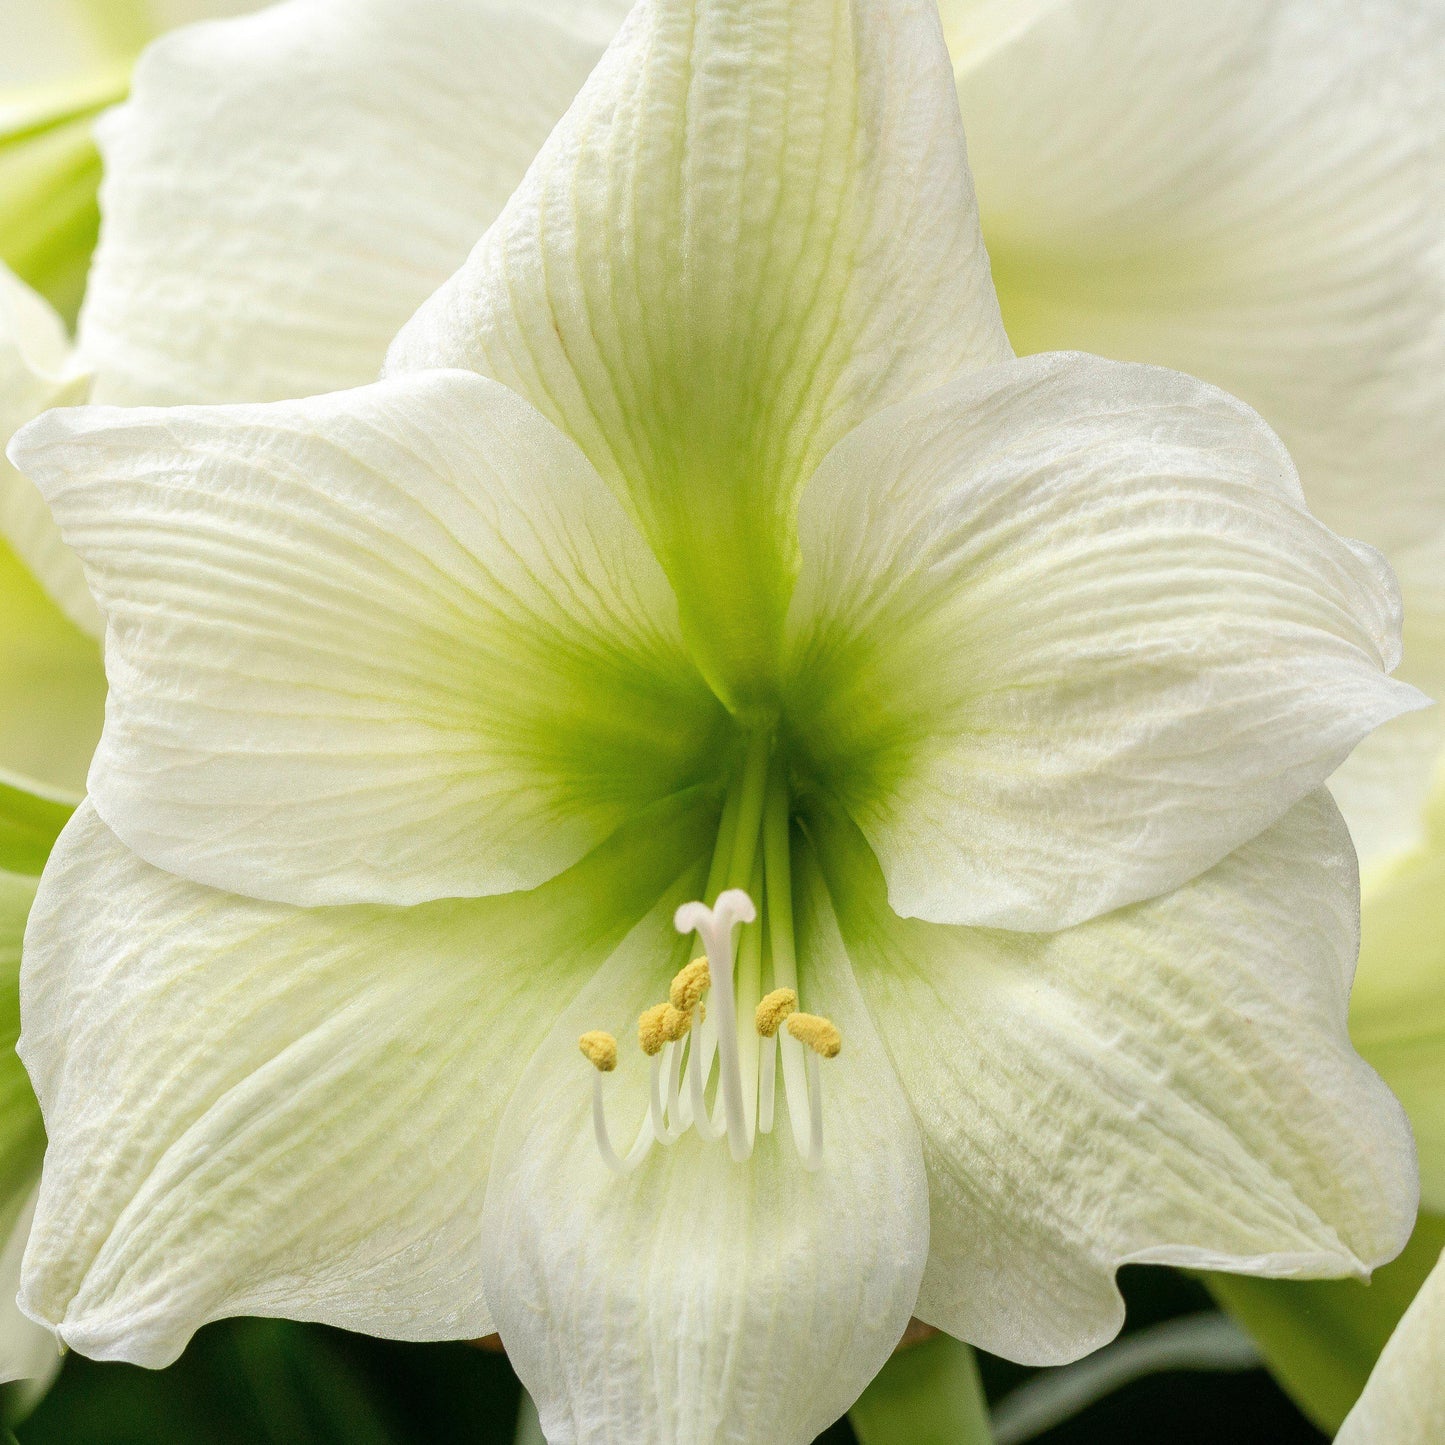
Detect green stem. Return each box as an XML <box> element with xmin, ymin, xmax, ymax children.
<box><xmin>849</xmin><ymin>1334</ymin><xmax>994</xmax><ymax>1445</ymax></box>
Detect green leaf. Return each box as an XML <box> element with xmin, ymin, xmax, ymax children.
<box><xmin>0</xmin><ymin>783</ymin><xmax>72</xmax><ymax>878</ymax></box>
<box><xmin>1207</xmin><ymin>1210</ymin><xmax>1445</xmax><ymax>1433</ymax></box>
<box><xmin>848</xmin><ymin>1332</ymin><xmax>994</xmax><ymax>1445</ymax></box>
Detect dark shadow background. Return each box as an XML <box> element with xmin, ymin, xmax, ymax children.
<box><xmin>7</xmin><ymin>1267</ymin><xmax>1326</xmax><ymax>1444</ymax></box>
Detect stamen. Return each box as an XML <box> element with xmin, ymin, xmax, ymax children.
<box><xmin>755</xmin><ymin>988</ymin><xmax>798</xmax><ymax>1037</ymax></box>
<box><xmin>785</xmin><ymin>1013</ymin><xmax>841</xmax><ymax>1058</ymax></box>
<box><xmin>670</xmin><ymin>958</ymin><xmax>711</xmax><ymax>1011</ymax></box>
<box><xmin>579</xmin><ymin>1031</ymin><xmax>618</xmax><ymax>1071</ymax></box>
<box><xmin>637</xmin><ymin>1006</ymin><xmax>670</xmax><ymax>1058</ymax></box>
<box><xmin>580</xmin><ymin>1031</ymin><xmax>652</xmax><ymax>1175</ymax></box>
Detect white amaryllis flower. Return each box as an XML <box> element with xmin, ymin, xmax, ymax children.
<box><xmin>1336</xmin><ymin>1248</ymin><xmax>1445</xmax><ymax>1443</ymax></box>
<box><xmin>7</xmin><ymin>1</ymin><xmax>1427</xmax><ymax>1441</ymax></box>
<box><xmin>941</xmin><ymin>0</ymin><xmax>1445</xmax><ymax>876</ymax></box>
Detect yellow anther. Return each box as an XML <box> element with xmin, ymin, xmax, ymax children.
<box><xmin>755</xmin><ymin>988</ymin><xmax>799</xmax><ymax>1038</ymax></box>
<box><xmin>637</xmin><ymin>1004</ymin><xmax>671</xmax><ymax>1057</ymax></box>
<box><xmin>579</xmin><ymin>1031</ymin><xmax>618</xmax><ymax>1072</ymax></box>
<box><xmin>670</xmin><ymin>957</ymin><xmax>711</xmax><ymax>1011</ymax></box>
<box><xmin>786</xmin><ymin>1013</ymin><xmax>841</xmax><ymax>1058</ymax></box>
<box><xmin>639</xmin><ymin>999</ymin><xmax>695</xmax><ymax>1057</ymax></box>
<box><xmin>661</xmin><ymin>1003</ymin><xmax>693</xmax><ymax>1043</ymax></box>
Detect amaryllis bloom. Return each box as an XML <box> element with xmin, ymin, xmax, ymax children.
<box><xmin>7</xmin><ymin>1</ymin><xmax>1426</xmax><ymax>1441</ymax></box>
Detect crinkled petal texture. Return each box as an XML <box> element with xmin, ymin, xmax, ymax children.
<box><xmin>1336</xmin><ymin>1248</ymin><xmax>1445</xmax><ymax>1444</ymax></box>
<box><xmin>79</xmin><ymin>0</ymin><xmax>628</xmax><ymax>406</ymax></box>
<box><xmin>0</xmin><ymin>265</ymin><xmax>104</xmax><ymax>800</ymax></box>
<box><xmin>808</xmin><ymin>790</ymin><xmax>1417</xmax><ymax>1366</ymax></box>
<box><xmin>13</xmin><ymin>371</ymin><xmax>725</xmax><ymax>906</ymax></box>
<box><xmin>1351</xmin><ymin>780</ymin><xmax>1445</xmax><ymax>1212</ymax></box>
<box><xmin>18</xmin><ymin>794</ymin><xmax>715</xmax><ymax>1366</ymax></box>
<box><xmin>484</xmin><ymin>846</ymin><xmax>927</xmax><ymax>1445</ymax></box>
<box><xmin>948</xmin><ymin>0</ymin><xmax>1445</xmax><ymax>859</ymax></box>
<box><xmin>785</xmin><ymin>353</ymin><xmax>1423</xmax><ymax>931</ymax></box>
<box><xmin>388</xmin><ymin>0</ymin><xmax>1011</xmax><ymax>709</ymax></box>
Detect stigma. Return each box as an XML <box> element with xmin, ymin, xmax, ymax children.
<box><xmin>579</xmin><ymin>888</ymin><xmax>839</xmax><ymax>1174</ymax></box>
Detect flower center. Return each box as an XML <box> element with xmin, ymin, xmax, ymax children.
<box><xmin>578</xmin><ymin>731</ymin><xmax>840</xmax><ymax>1174</ymax></box>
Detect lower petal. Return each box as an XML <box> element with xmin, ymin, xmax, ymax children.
<box><xmin>483</xmin><ymin>847</ymin><xmax>928</xmax><ymax>1445</ymax></box>
<box><xmin>813</xmin><ymin>792</ymin><xmax>1416</xmax><ymax>1366</ymax></box>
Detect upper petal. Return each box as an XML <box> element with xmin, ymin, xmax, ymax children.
<box><xmin>954</xmin><ymin>0</ymin><xmax>1445</xmax><ymax>564</ymax></box>
<box><xmin>483</xmin><ymin>842</ymin><xmax>927</xmax><ymax>1445</ymax></box>
<box><xmin>811</xmin><ymin>789</ymin><xmax>1417</xmax><ymax>1366</ymax></box>
<box><xmin>12</xmin><ymin>370</ymin><xmax>725</xmax><ymax>906</ymax></box>
<box><xmin>19</xmin><ymin>793</ymin><xmax>713</xmax><ymax>1367</ymax></box>
<box><xmin>786</xmin><ymin>352</ymin><xmax>1423</xmax><ymax>931</ymax></box>
<box><xmin>1336</xmin><ymin>1248</ymin><xmax>1445</xmax><ymax>1444</ymax></box>
<box><xmin>77</xmin><ymin>0</ymin><xmax>627</xmax><ymax>405</ymax></box>
<box><xmin>388</xmin><ymin>0</ymin><xmax>1010</xmax><ymax>710</ymax></box>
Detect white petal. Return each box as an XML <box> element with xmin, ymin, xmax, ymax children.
<box><xmin>485</xmin><ymin>848</ymin><xmax>927</xmax><ymax>1445</ymax></box>
<box><xmin>19</xmin><ymin>794</ymin><xmax>713</xmax><ymax>1367</ymax></box>
<box><xmin>786</xmin><ymin>351</ymin><xmax>1421</xmax><ymax>931</ymax></box>
<box><xmin>1337</xmin><ymin>1249</ymin><xmax>1445</xmax><ymax>1444</ymax></box>
<box><xmin>389</xmin><ymin>0</ymin><xmax>1010</xmax><ymax>710</ymax></box>
<box><xmin>13</xmin><ymin>370</ymin><xmax>724</xmax><ymax>906</ymax></box>
<box><xmin>812</xmin><ymin>790</ymin><xmax>1417</xmax><ymax>1366</ymax></box>
<box><xmin>955</xmin><ymin>0</ymin><xmax>1445</xmax><ymax>564</ymax></box>
<box><xmin>78</xmin><ymin>0</ymin><xmax>625</xmax><ymax>405</ymax></box>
